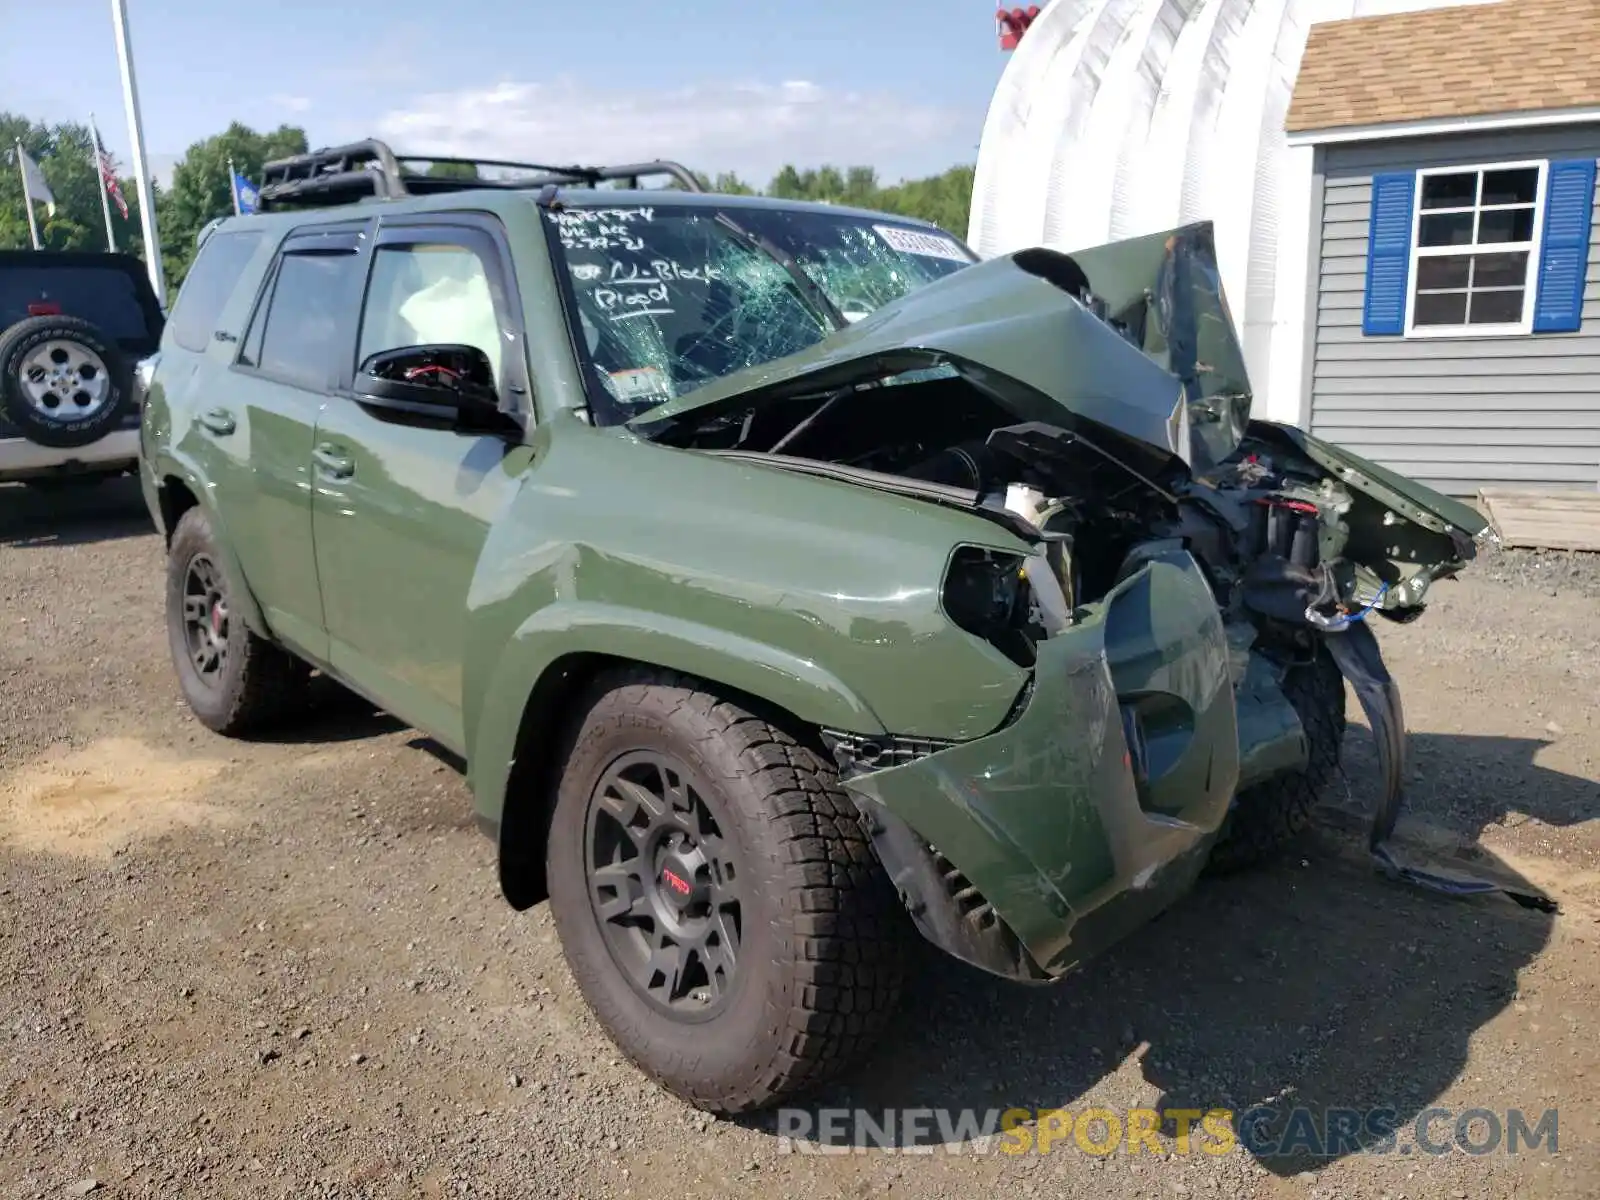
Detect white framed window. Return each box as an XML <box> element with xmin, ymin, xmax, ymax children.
<box><xmin>1404</xmin><ymin>160</ymin><xmax>1547</xmax><ymax>338</ymax></box>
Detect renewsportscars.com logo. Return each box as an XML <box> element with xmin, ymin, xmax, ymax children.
<box><xmin>774</xmin><ymin>1106</ymin><xmax>1561</xmax><ymax>1157</ymax></box>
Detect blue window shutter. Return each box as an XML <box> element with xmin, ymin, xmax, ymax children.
<box><xmin>1532</xmin><ymin>157</ymin><xmax>1597</xmax><ymax>334</ymax></box>
<box><xmin>1363</xmin><ymin>172</ymin><xmax>1416</xmax><ymax>335</ymax></box>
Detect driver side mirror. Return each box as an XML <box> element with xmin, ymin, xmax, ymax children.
<box><xmin>352</xmin><ymin>344</ymin><xmax>509</xmax><ymax>431</ymax></box>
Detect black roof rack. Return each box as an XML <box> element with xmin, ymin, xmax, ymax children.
<box><xmin>256</xmin><ymin>138</ymin><xmax>705</xmax><ymax>211</ymax></box>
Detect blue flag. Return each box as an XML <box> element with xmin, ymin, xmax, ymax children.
<box><xmin>233</xmin><ymin>171</ymin><xmax>259</xmax><ymax>214</ymax></box>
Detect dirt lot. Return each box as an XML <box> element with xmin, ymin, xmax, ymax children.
<box><xmin>2</xmin><ymin>477</ymin><xmax>1597</xmax><ymax>1200</ymax></box>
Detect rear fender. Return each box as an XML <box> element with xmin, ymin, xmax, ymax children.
<box><xmin>148</xmin><ymin>454</ymin><xmax>269</xmax><ymax>637</ymax></box>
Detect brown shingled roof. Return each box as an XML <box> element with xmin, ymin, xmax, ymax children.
<box><xmin>1286</xmin><ymin>0</ymin><xmax>1600</xmax><ymax>134</ymax></box>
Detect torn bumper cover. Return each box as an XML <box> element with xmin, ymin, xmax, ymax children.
<box><xmin>1245</xmin><ymin>545</ymin><xmax>1555</xmax><ymax>912</ymax></box>
<box><xmin>838</xmin><ymin>549</ymin><xmax>1241</xmax><ymax>982</ymax></box>
<box><xmin>1322</xmin><ymin>622</ymin><xmax>1557</xmax><ymax>913</ymax></box>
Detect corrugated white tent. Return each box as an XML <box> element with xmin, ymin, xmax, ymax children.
<box><xmin>969</xmin><ymin>0</ymin><xmax>1492</xmax><ymax>423</ymax></box>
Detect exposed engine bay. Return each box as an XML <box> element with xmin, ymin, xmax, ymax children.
<box><xmin>660</xmin><ymin>364</ymin><xmax>1473</xmax><ymax>665</ymax></box>
<box><xmin>651</xmin><ymin>360</ymin><xmax>1549</xmax><ymax>909</ymax></box>
<box><xmin>632</xmin><ymin>219</ymin><xmax>1548</xmax><ymax>910</ymax></box>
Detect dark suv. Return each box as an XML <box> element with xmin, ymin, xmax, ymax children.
<box><xmin>0</xmin><ymin>250</ymin><xmax>164</xmax><ymax>485</ymax></box>
<box><xmin>138</xmin><ymin>139</ymin><xmax>1488</xmax><ymax>1114</ymax></box>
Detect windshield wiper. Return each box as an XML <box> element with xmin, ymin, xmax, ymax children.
<box><xmin>712</xmin><ymin>211</ymin><xmax>849</xmax><ymax>333</ymax></box>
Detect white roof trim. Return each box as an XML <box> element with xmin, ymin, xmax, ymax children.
<box><xmin>1286</xmin><ymin>104</ymin><xmax>1600</xmax><ymax>146</ymax></box>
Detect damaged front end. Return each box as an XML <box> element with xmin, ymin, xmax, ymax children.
<box><xmin>625</xmin><ymin>218</ymin><xmax>1548</xmax><ymax>971</ymax></box>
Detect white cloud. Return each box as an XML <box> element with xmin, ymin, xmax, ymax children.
<box><xmin>271</xmin><ymin>93</ymin><xmax>313</xmax><ymax>113</ymax></box>
<box><xmin>372</xmin><ymin>76</ymin><xmax>968</xmax><ymax>185</ymax></box>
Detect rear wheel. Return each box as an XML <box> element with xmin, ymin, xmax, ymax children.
<box><xmin>165</xmin><ymin>506</ymin><xmax>310</xmax><ymax>735</ymax></box>
<box><xmin>1207</xmin><ymin>647</ymin><xmax>1346</xmax><ymax>873</ymax></box>
<box><xmin>545</xmin><ymin>669</ymin><xmax>910</xmax><ymax>1114</ymax></box>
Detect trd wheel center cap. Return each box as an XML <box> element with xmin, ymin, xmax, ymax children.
<box><xmin>656</xmin><ymin>845</ymin><xmax>709</xmax><ymax>914</ymax></box>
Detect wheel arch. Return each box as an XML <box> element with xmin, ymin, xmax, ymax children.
<box><xmin>153</xmin><ymin>469</ymin><xmax>269</xmax><ymax>636</ymax></box>
<box><xmin>477</xmin><ymin>616</ymin><xmax>888</xmax><ymax>912</ymax></box>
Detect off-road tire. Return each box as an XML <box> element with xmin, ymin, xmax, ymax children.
<box><xmin>165</xmin><ymin>506</ymin><xmax>309</xmax><ymax>736</ymax></box>
<box><xmin>0</xmin><ymin>315</ymin><xmax>134</xmax><ymax>449</ymax></box>
<box><xmin>545</xmin><ymin>668</ymin><xmax>910</xmax><ymax>1114</ymax></box>
<box><xmin>1207</xmin><ymin>647</ymin><xmax>1346</xmax><ymax>873</ymax></box>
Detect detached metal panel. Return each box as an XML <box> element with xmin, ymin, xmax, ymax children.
<box><xmin>1309</xmin><ymin>125</ymin><xmax>1600</xmax><ymax>495</ymax></box>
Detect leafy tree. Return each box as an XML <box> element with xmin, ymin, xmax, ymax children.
<box><xmin>425</xmin><ymin>160</ymin><xmax>479</xmax><ymax>180</ymax></box>
<box><xmin>3</xmin><ymin>109</ymin><xmax>979</xmax><ymax>303</ymax></box>
<box><xmin>755</xmin><ymin>161</ymin><xmax>974</xmax><ymax>237</ymax></box>
<box><xmin>157</xmin><ymin>122</ymin><xmax>307</xmax><ymax>289</ymax></box>
<box><xmin>710</xmin><ymin>171</ymin><xmax>756</xmax><ymax>196</ymax></box>
<box><xmin>0</xmin><ymin>112</ymin><xmax>145</xmax><ymax>254</ymax></box>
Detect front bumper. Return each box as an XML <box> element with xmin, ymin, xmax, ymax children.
<box><xmin>842</xmin><ymin>548</ymin><xmax>1240</xmax><ymax>981</ymax></box>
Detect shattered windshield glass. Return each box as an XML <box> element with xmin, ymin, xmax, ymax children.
<box><xmin>545</xmin><ymin>203</ymin><xmax>976</xmax><ymax>424</ymax></box>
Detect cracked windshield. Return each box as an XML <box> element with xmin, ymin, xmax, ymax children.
<box><xmin>547</xmin><ymin>204</ymin><xmax>976</xmax><ymax>422</ymax></box>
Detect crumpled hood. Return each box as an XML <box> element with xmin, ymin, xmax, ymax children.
<box><xmin>631</xmin><ymin>221</ymin><xmax>1253</xmax><ymax>473</ymax></box>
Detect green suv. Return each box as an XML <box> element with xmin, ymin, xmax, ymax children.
<box><xmin>139</xmin><ymin>139</ymin><xmax>1489</xmax><ymax>1114</ymax></box>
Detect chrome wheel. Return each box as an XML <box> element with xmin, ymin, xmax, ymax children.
<box><xmin>17</xmin><ymin>339</ymin><xmax>112</xmax><ymax>425</ymax></box>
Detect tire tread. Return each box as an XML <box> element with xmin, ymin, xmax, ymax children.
<box><xmin>552</xmin><ymin>667</ymin><xmax>909</xmax><ymax>1113</ymax></box>
<box><xmin>167</xmin><ymin>506</ymin><xmax>309</xmax><ymax>736</ymax></box>
<box><xmin>1207</xmin><ymin>648</ymin><xmax>1346</xmax><ymax>873</ymax></box>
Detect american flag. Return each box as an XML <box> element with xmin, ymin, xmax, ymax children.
<box><xmin>90</xmin><ymin>120</ymin><xmax>129</xmax><ymax>219</ymax></box>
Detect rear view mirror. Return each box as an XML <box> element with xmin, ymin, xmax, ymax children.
<box><xmin>353</xmin><ymin>343</ymin><xmax>503</xmax><ymax>426</ymax></box>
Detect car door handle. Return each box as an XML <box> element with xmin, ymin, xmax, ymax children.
<box><xmin>198</xmin><ymin>408</ymin><xmax>235</xmax><ymax>436</ymax></box>
<box><xmin>313</xmin><ymin>443</ymin><xmax>355</xmax><ymax>479</ymax></box>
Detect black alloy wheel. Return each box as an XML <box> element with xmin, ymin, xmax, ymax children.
<box><xmin>163</xmin><ymin>505</ymin><xmax>310</xmax><ymax>736</ymax></box>
<box><xmin>180</xmin><ymin>553</ymin><xmax>230</xmax><ymax>686</ymax></box>
<box><xmin>584</xmin><ymin>750</ymin><xmax>742</xmax><ymax>1019</ymax></box>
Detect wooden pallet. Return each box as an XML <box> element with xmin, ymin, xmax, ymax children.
<box><xmin>1478</xmin><ymin>487</ymin><xmax>1600</xmax><ymax>553</ymax></box>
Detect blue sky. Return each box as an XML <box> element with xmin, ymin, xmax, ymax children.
<box><xmin>1</xmin><ymin>0</ymin><xmax>1010</xmax><ymax>187</ymax></box>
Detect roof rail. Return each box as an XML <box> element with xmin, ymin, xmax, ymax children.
<box><xmin>256</xmin><ymin>139</ymin><xmax>705</xmax><ymax>210</ymax></box>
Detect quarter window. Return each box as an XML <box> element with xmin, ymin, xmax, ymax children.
<box><xmin>356</xmin><ymin>243</ymin><xmax>504</xmax><ymax>386</ymax></box>
<box><xmin>166</xmin><ymin>230</ymin><xmax>264</xmax><ymax>353</ymax></box>
<box><xmin>1407</xmin><ymin>162</ymin><xmax>1546</xmax><ymax>335</ymax></box>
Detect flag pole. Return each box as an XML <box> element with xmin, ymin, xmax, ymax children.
<box><xmin>227</xmin><ymin>156</ymin><xmax>241</xmax><ymax>216</ymax></box>
<box><xmin>15</xmin><ymin>140</ymin><xmax>41</xmax><ymax>251</ymax></box>
<box><xmin>110</xmin><ymin>0</ymin><xmax>166</xmax><ymax>304</ymax></box>
<box><xmin>89</xmin><ymin>114</ymin><xmax>118</xmax><ymax>253</ymax></box>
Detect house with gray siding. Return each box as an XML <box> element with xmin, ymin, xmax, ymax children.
<box><xmin>1285</xmin><ymin>0</ymin><xmax>1600</xmax><ymax>498</ymax></box>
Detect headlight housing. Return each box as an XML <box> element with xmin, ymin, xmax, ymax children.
<box><xmin>941</xmin><ymin>546</ymin><xmax>1042</xmax><ymax>667</ymax></box>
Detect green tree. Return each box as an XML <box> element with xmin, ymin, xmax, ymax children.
<box><xmin>425</xmin><ymin>160</ymin><xmax>480</xmax><ymax>180</ymax></box>
<box><xmin>4</xmin><ymin>107</ymin><xmax>980</xmax><ymax>299</ymax></box>
<box><xmin>754</xmin><ymin>161</ymin><xmax>974</xmax><ymax>237</ymax></box>
<box><xmin>872</xmin><ymin>165</ymin><xmax>976</xmax><ymax>237</ymax></box>
<box><xmin>710</xmin><ymin>171</ymin><xmax>756</xmax><ymax>195</ymax></box>
<box><xmin>0</xmin><ymin>112</ymin><xmax>145</xmax><ymax>254</ymax></box>
<box><xmin>157</xmin><ymin>122</ymin><xmax>308</xmax><ymax>289</ymax></box>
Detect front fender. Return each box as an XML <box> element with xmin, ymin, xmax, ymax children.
<box><xmin>465</xmin><ymin>600</ymin><xmax>889</xmax><ymax>826</ymax></box>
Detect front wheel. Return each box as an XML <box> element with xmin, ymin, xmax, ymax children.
<box><xmin>545</xmin><ymin>669</ymin><xmax>910</xmax><ymax>1114</ymax></box>
<box><xmin>165</xmin><ymin>506</ymin><xmax>310</xmax><ymax>735</ymax></box>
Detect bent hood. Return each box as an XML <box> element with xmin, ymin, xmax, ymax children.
<box><xmin>631</xmin><ymin>222</ymin><xmax>1253</xmax><ymax>472</ymax></box>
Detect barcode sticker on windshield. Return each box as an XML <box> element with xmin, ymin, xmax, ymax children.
<box><xmin>873</xmin><ymin>225</ymin><xmax>969</xmax><ymax>262</ymax></box>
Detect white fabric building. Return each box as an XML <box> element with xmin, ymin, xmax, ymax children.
<box><xmin>968</xmin><ymin>0</ymin><xmax>1497</xmax><ymax>426</ymax></box>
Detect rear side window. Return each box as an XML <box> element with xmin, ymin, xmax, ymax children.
<box><xmin>167</xmin><ymin>230</ymin><xmax>264</xmax><ymax>353</ymax></box>
<box><xmin>0</xmin><ymin>265</ymin><xmax>153</xmax><ymax>342</ymax></box>
<box><xmin>252</xmin><ymin>250</ymin><xmax>359</xmax><ymax>391</ymax></box>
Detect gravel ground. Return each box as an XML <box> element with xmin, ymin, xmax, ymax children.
<box><xmin>1</xmin><ymin>477</ymin><xmax>1597</xmax><ymax>1200</ymax></box>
